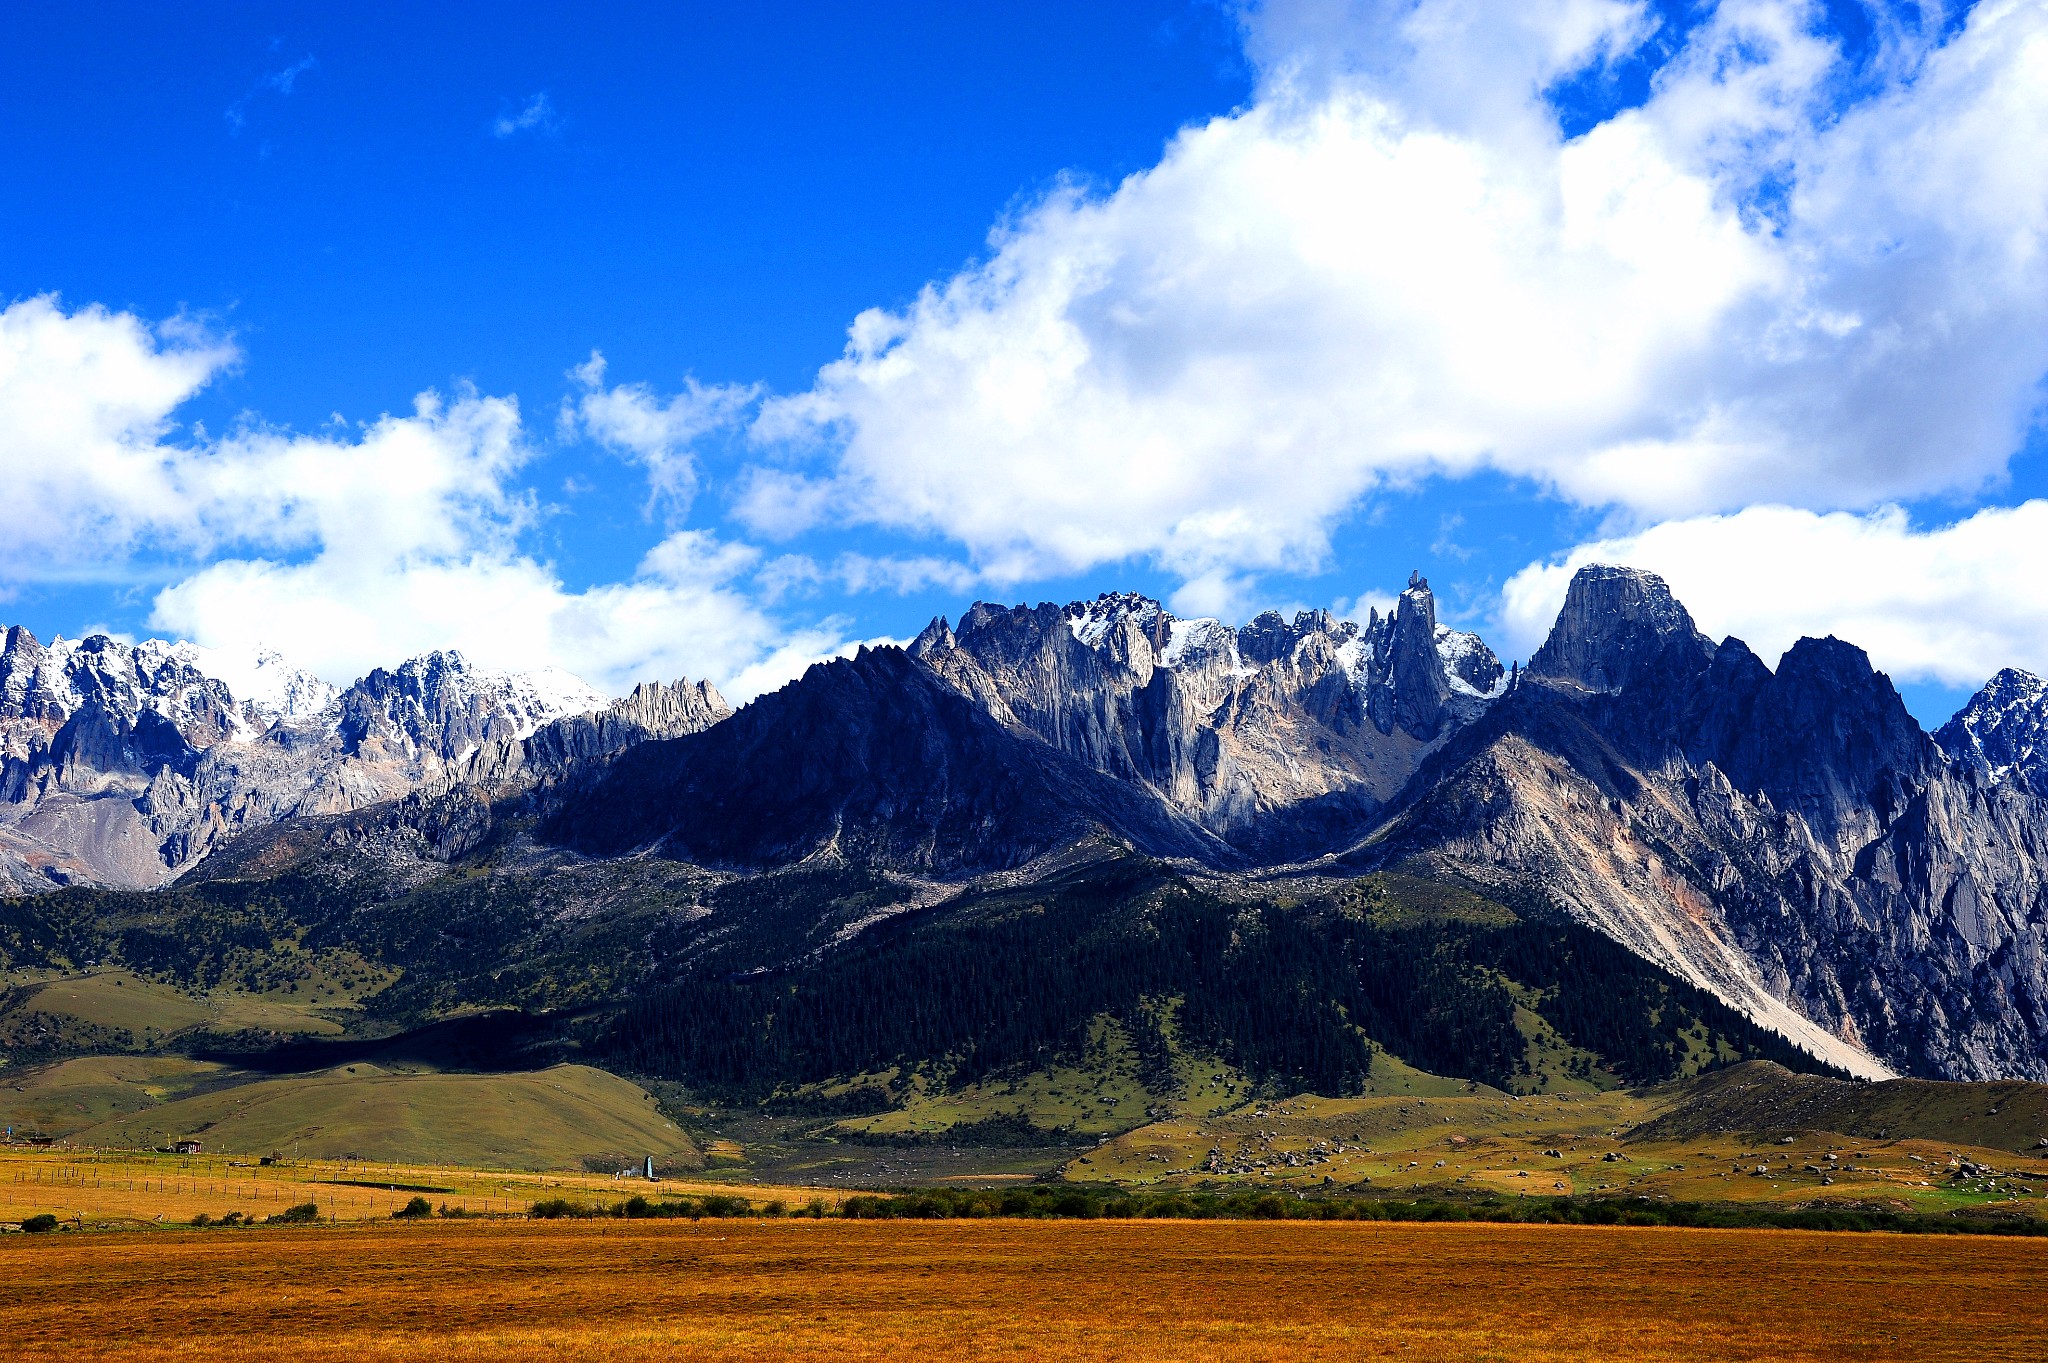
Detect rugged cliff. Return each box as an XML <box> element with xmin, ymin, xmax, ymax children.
<box><xmin>1352</xmin><ymin>565</ymin><xmax>2048</xmax><ymax>1082</ymax></box>
<box><xmin>909</xmin><ymin>576</ymin><xmax>1504</xmax><ymax>860</ymax></box>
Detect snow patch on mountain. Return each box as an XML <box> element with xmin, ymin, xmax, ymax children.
<box><xmin>1064</xmin><ymin>592</ymin><xmax>1166</xmax><ymax>648</ymax></box>
<box><xmin>1437</xmin><ymin>626</ymin><xmax>1509</xmax><ymax>699</ymax></box>
<box><xmin>1160</xmin><ymin>617</ymin><xmax>1252</xmax><ymax>675</ymax></box>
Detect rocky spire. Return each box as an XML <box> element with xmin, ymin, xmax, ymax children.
<box><xmin>1369</xmin><ymin>573</ymin><xmax>1455</xmax><ymax>740</ymax></box>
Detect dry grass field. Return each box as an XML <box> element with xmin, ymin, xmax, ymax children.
<box><xmin>1</xmin><ymin>1218</ymin><xmax>2042</xmax><ymax>1361</ymax></box>
<box><xmin>0</xmin><ymin>1148</ymin><xmax>831</xmax><ymax>1226</ymax></box>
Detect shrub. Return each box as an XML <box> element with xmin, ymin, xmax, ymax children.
<box><xmin>267</xmin><ymin>1203</ymin><xmax>320</xmax><ymax>1225</ymax></box>
<box><xmin>392</xmin><ymin>1196</ymin><xmax>433</xmax><ymax>1220</ymax></box>
<box><xmin>20</xmin><ymin>1214</ymin><xmax>58</xmax><ymax>1234</ymax></box>
<box><xmin>190</xmin><ymin>1213</ymin><xmax>213</xmax><ymax>1228</ymax></box>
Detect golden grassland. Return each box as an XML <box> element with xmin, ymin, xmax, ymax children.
<box><xmin>0</xmin><ymin>1148</ymin><xmax>835</xmax><ymax>1226</ymax></box>
<box><xmin>2</xmin><ymin>1217</ymin><xmax>2044</xmax><ymax>1361</ymax></box>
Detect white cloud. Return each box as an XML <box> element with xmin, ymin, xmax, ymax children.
<box><xmin>758</xmin><ymin>551</ymin><xmax>980</xmax><ymax>602</ymax></box>
<box><xmin>0</xmin><ymin>295</ymin><xmax>847</xmax><ymax>700</ymax></box>
<box><xmin>1498</xmin><ymin>501</ymin><xmax>2048</xmax><ymax>688</ymax></box>
<box><xmin>564</xmin><ymin>352</ymin><xmax>759</xmax><ymax>518</ymax></box>
<box><xmin>493</xmin><ymin>93</ymin><xmax>560</xmax><ymax>139</ymax></box>
<box><xmin>151</xmin><ymin>529</ymin><xmax>843</xmax><ymax>702</ymax></box>
<box><xmin>740</xmin><ymin>0</ymin><xmax>2048</xmax><ymax>593</ymax></box>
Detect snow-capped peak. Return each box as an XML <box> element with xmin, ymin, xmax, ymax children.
<box><xmin>171</xmin><ymin>641</ymin><xmax>342</xmax><ymax>726</ymax></box>
<box><xmin>471</xmin><ymin>661</ymin><xmax>610</xmax><ymax>734</ymax></box>
<box><xmin>1937</xmin><ymin>667</ymin><xmax>2048</xmax><ymax>794</ymax></box>
<box><xmin>1160</xmin><ymin>617</ymin><xmax>1252</xmax><ymax>676</ymax></box>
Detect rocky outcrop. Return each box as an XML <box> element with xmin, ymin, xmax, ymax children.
<box><xmin>1354</xmin><ymin>563</ymin><xmax>2048</xmax><ymax>1082</ymax></box>
<box><xmin>909</xmin><ymin>576</ymin><xmax>1505</xmax><ymax>860</ymax></box>
<box><xmin>442</xmin><ymin>679</ymin><xmax>732</xmax><ymax>797</ymax></box>
<box><xmin>1525</xmin><ymin>564</ymin><xmax>1716</xmax><ymax>695</ymax></box>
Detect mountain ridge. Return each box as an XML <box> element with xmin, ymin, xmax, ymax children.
<box><xmin>8</xmin><ymin>567</ymin><xmax>2048</xmax><ymax>1091</ymax></box>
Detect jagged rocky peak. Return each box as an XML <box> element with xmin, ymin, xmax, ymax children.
<box><xmin>1238</xmin><ymin>606</ymin><xmax>1353</xmax><ymax>667</ymax></box>
<box><xmin>1372</xmin><ymin>573</ymin><xmax>1453</xmax><ymax>738</ymax></box>
<box><xmin>611</xmin><ymin>677</ymin><xmax>731</xmax><ymax>731</ymax></box>
<box><xmin>0</xmin><ymin>627</ymin><xmax>242</xmax><ymax>758</ymax></box>
<box><xmin>0</xmin><ymin>623</ymin><xmax>632</xmax><ymax>893</ymax></box>
<box><xmin>338</xmin><ymin>650</ymin><xmax>608</xmax><ymax>762</ymax></box>
<box><xmin>1063</xmin><ymin>591</ymin><xmax>1172</xmax><ymax>651</ymax></box>
<box><xmin>1936</xmin><ymin>667</ymin><xmax>2048</xmax><ymax>797</ymax></box>
<box><xmin>901</xmin><ymin>576</ymin><xmax>1507</xmax><ymax>856</ymax></box>
<box><xmin>1526</xmin><ymin>564</ymin><xmax>1716</xmax><ymax>694</ymax></box>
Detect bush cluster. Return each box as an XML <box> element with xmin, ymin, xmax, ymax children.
<box><xmin>529</xmin><ymin>1193</ymin><xmax>761</xmax><ymax>1220</ymax></box>
<box><xmin>767</xmin><ymin>1187</ymin><xmax>2048</xmax><ymax>1237</ymax></box>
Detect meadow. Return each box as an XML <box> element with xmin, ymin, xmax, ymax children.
<box><xmin>2</xmin><ymin>1217</ymin><xmax>2043</xmax><ymax>1361</ymax></box>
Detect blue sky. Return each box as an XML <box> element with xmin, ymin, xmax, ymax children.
<box><xmin>3</xmin><ymin>1</ymin><xmax>2044</xmax><ymax>727</ymax></box>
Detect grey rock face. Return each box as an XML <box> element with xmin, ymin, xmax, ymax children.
<box><xmin>441</xmin><ymin>679</ymin><xmax>733</xmax><ymax>797</ymax></box>
<box><xmin>0</xmin><ymin>628</ymin><xmax>711</xmax><ymax>891</ymax></box>
<box><xmin>910</xmin><ymin>577</ymin><xmax>1506</xmax><ymax>859</ymax></box>
<box><xmin>1358</xmin><ymin>563</ymin><xmax>2048</xmax><ymax>1081</ymax></box>
<box><xmin>1526</xmin><ymin>563</ymin><xmax>1716</xmax><ymax>694</ymax></box>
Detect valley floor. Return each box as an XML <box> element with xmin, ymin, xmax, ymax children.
<box><xmin>3</xmin><ymin>1218</ymin><xmax>2043</xmax><ymax>1361</ymax></box>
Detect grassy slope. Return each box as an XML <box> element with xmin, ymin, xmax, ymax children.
<box><xmin>1067</xmin><ymin>1060</ymin><xmax>2048</xmax><ymax>1219</ymax></box>
<box><xmin>66</xmin><ymin>1064</ymin><xmax>700</xmax><ymax>1170</ymax></box>
<box><xmin>1</xmin><ymin>964</ymin><xmax>400</xmax><ymax>1052</ymax></box>
<box><xmin>1626</xmin><ymin>1060</ymin><xmax>2048</xmax><ymax>1153</ymax></box>
<box><xmin>0</xmin><ymin>1055</ymin><xmax>239</xmax><ymax>1139</ymax></box>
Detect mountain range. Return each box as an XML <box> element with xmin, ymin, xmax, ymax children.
<box><xmin>5</xmin><ymin>564</ymin><xmax>2048</xmax><ymax>1095</ymax></box>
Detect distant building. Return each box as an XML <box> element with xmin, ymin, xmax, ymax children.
<box><xmin>172</xmin><ymin>1140</ymin><xmax>202</xmax><ymax>1155</ymax></box>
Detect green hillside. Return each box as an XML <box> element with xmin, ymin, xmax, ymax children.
<box><xmin>68</xmin><ymin>1063</ymin><xmax>700</xmax><ymax>1170</ymax></box>
<box><xmin>0</xmin><ymin>1054</ymin><xmax>238</xmax><ymax>1140</ymax></box>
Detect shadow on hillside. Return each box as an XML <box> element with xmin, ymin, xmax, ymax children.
<box><xmin>189</xmin><ymin>1009</ymin><xmax>571</xmax><ymax>1075</ymax></box>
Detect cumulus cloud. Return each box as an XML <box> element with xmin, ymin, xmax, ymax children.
<box><xmin>151</xmin><ymin>528</ymin><xmax>846</xmax><ymax>702</ymax></box>
<box><xmin>563</xmin><ymin>352</ymin><xmax>759</xmax><ymax>518</ymax></box>
<box><xmin>738</xmin><ymin>0</ymin><xmax>2048</xmax><ymax>593</ymax></box>
<box><xmin>1498</xmin><ymin>502</ymin><xmax>2048</xmax><ymax>688</ymax></box>
<box><xmin>0</xmin><ymin>296</ymin><xmax>844</xmax><ymax>699</ymax></box>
